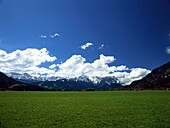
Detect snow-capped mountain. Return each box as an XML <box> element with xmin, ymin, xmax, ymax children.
<box><xmin>74</xmin><ymin>75</ymin><xmax>120</xmax><ymax>85</ymax></box>
<box><xmin>6</xmin><ymin>72</ymin><xmax>59</xmax><ymax>81</ymax></box>
<box><xmin>73</xmin><ymin>75</ymin><xmax>92</xmax><ymax>83</ymax></box>
<box><xmin>5</xmin><ymin>72</ymin><xmax>122</xmax><ymax>90</ymax></box>
<box><xmin>6</xmin><ymin>72</ymin><xmax>34</xmax><ymax>80</ymax></box>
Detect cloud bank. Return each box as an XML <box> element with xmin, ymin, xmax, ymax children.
<box><xmin>0</xmin><ymin>48</ymin><xmax>151</xmax><ymax>85</ymax></box>
<box><xmin>54</xmin><ymin>54</ymin><xmax>150</xmax><ymax>85</ymax></box>
<box><xmin>81</xmin><ymin>42</ymin><xmax>93</xmax><ymax>50</ymax></box>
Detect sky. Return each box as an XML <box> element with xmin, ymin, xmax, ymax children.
<box><xmin>0</xmin><ymin>0</ymin><xmax>169</xmax><ymax>85</ymax></box>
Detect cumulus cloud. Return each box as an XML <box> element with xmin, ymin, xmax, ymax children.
<box><xmin>55</xmin><ymin>54</ymin><xmax>115</xmax><ymax>78</ymax></box>
<box><xmin>113</xmin><ymin>68</ymin><xmax>151</xmax><ymax>85</ymax></box>
<box><xmin>81</xmin><ymin>42</ymin><xmax>93</xmax><ymax>50</ymax></box>
<box><xmin>98</xmin><ymin>44</ymin><xmax>104</xmax><ymax>49</ymax></box>
<box><xmin>54</xmin><ymin>54</ymin><xmax>150</xmax><ymax>84</ymax></box>
<box><xmin>0</xmin><ymin>48</ymin><xmax>56</xmax><ymax>77</ymax></box>
<box><xmin>166</xmin><ymin>46</ymin><xmax>170</xmax><ymax>54</ymax></box>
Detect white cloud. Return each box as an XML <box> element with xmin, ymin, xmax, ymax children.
<box><xmin>0</xmin><ymin>48</ymin><xmax>151</xmax><ymax>85</ymax></box>
<box><xmin>50</xmin><ymin>35</ymin><xmax>54</xmax><ymax>38</ymax></box>
<box><xmin>81</xmin><ymin>42</ymin><xmax>93</xmax><ymax>50</ymax></box>
<box><xmin>109</xmin><ymin>65</ymin><xmax>129</xmax><ymax>72</ymax></box>
<box><xmin>54</xmin><ymin>54</ymin><xmax>150</xmax><ymax>85</ymax></box>
<box><xmin>98</xmin><ymin>44</ymin><xmax>104</xmax><ymax>49</ymax></box>
<box><xmin>54</xmin><ymin>33</ymin><xmax>60</xmax><ymax>36</ymax></box>
<box><xmin>50</xmin><ymin>33</ymin><xmax>60</xmax><ymax>38</ymax></box>
<box><xmin>0</xmin><ymin>48</ymin><xmax>56</xmax><ymax>77</ymax></box>
<box><xmin>40</xmin><ymin>35</ymin><xmax>47</xmax><ymax>38</ymax></box>
<box><xmin>40</xmin><ymin>33</ymin><xmax>60</xmax><ymax>38</ymax></box>
<box><xmin>49</xmin><ymin>64</ymin><xmax>57</xmax><ymax>69</ymax></box>
<box><xmin>55</xmin><ymin>54</ymin><xmax>115</xmax><ymax>78</ymax></box>
<box><xmin>113</xmin><ymin>68</ymin><xmax>151</xmax><ymax>85</ymax></box>
<box><xmin>166</xmin><ymin>46</ymin><xmax>170</xmax><ymax>54</ymax></box>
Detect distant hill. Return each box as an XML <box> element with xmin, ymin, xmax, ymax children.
<box><xmin>0</xmin><ymin>72</ymin><xmax>46</xmax><ymax>91</ymax></box>
<box><xmin>124</xmin><ymin>62</ymin><xmax>170</xmax><ymax>90</ymax></box>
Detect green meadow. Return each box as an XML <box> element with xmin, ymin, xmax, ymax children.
<box><xmin>0</xmin><ymin>91</ymin><xmax>169</xmax><ymax>128</ymax></box>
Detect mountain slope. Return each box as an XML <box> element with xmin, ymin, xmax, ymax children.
<box><xmin>0</xmin><ymin>72</ymin><xmax>46</xmax><ymax>91</ymax></box>
<box><xmin>0</xmin><ymin>72</ymin><xmax>21</xmax><ymax>89</ymax></box>
<box><xmin>126</xmin><ymin>62</ymin><xmax>170</xmax><ymax>90</ymax></box>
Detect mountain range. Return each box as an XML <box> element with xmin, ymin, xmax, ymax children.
<box><xmin>5</xmin><ymin>73</ymin><xmax>122</xmax><ymax>91</ymax></box>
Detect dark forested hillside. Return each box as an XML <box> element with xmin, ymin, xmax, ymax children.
<box><xmin>125</xmin><ymin>62</ymin><xmax>170</xmax><ymax>90</ymax></box>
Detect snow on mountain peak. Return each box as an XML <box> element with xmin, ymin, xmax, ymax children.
<box><xmin>5</xmin><ymin>72</ymin><xmax>121</xmax><ymax>85</ymax></box>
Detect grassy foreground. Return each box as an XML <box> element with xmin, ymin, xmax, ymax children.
<box><xmin>0</xmin><ymin>91</ymin><xmax>169</xmax><ymax>128</ymax></box>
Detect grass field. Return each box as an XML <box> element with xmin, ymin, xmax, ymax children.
<box><xmin>0</xmin><ymin>91</ymin><xmax>169</xmax><ymax>128</ymax></box>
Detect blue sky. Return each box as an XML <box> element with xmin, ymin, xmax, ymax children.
<box><xmin>0</xmin><ymin>0</ymin><xmax>169</xmax><ymax>84</ymax></box>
